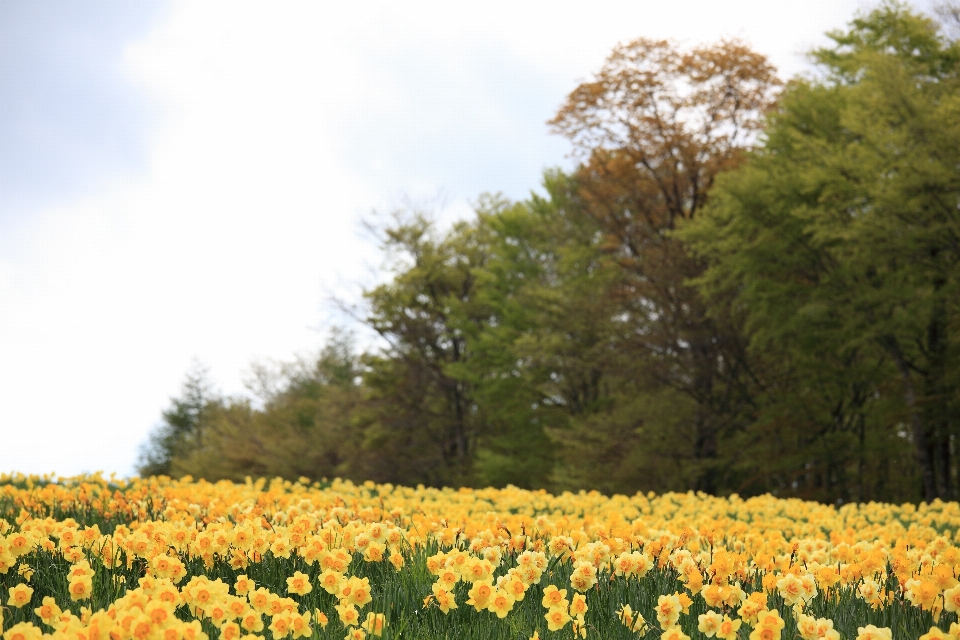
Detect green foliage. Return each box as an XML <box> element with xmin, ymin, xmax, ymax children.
<box><xmin>681</xmin><ymin>0</ymin><xmax>960</xmax><ymax>502</ymax></box>
<box><xmin>144</xmin><ymin>332</ymin><xmax>367</xmax><ymax>484</ymax></box>
<box><xmin>138</xmin><ymin>362</ymin><xmax>221</xmax><ymax>478</ymax></box>
<box><xmin>356</xmin><ymin>208</ymin><xmax>502</xmax><ymax>487</ymax></box>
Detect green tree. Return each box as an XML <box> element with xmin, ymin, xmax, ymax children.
<box><xmin>459</xmin><ymin>179</ymin><xmax>622</xmax><ymax>491</ymax></box>
<box><xmin>142</xmin><ymin>332</ymin><xmax>366</xmax><ymax>483</ymax></box>
<box><xmin>137</xmin><ymin>361</ymin><xmax>220</xmax><ymax>477</ymax></box>
<box><xmin>356</xmin><ymin>212</ymin><xmax>491</xmax><ymax>486</ymax></box>
<box><xmin>682</xmin><ymin>1</ymin><xmax>960</xmax><ymax>502</ymax></box>
<box><xmin>461</xmin><ymin>174</ymin><xmax>687</xmax><ymax>494</ymax></box>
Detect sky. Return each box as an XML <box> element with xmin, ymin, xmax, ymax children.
<box><xmin>0</xmin><ymin>0</ymin><xmax>928</xmax><ymax>477</ymax></box>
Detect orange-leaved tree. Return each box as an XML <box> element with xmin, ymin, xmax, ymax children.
<box><xmin>549</xmin><ymin>39</ymin><xmax>780</xmax><ymax>493</ymax></box>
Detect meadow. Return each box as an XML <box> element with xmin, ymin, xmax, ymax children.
<box><xmin>0</xmin><ymin>474</ymin><xmax>958</xmax><ymax>640</ymax></box>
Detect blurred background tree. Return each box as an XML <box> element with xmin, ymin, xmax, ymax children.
<box><xmin>681</xmin><ymin>3</ymin><xmax>960</xmax><ymax>501</ymax></box>
<box><xmin>137</xmin><ymin>360</ymin><xmax>221</xmax><ymax>477</ymax></box>
<box><xmin>546</xmin><ymin>36</ymin><xmax>781</xmax><ymax>495</ymax></box>
<box><xmin>153</xmin><ymin>331</ymin><xmax>365</xmax><ymax>482</ymax></box>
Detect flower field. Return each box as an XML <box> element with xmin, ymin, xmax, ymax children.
<box><xmin>0</xmin><ymin>475</ymin><xmax>959</xmax><ymax>640</ymax></box>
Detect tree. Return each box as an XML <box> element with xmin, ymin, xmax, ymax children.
<box><xmin>356</xmin><ymin>211</ymin><xmax>493</xmax><ymax>486</ymax></box>
<box><xmin>682</xmin><ymin>1</ymin><xmax>960</xmax><ymax>502</ymax></box>
<box><xmin>137</xmin><ymin>361</ymin><xmax>219</xmax><ymax>477</ymax></box>
<box><xmin>548</xmin><ymin>38</ymin><xmax>781</xmax><ymax>492</ymax></box>
<box><xmin>462</xmin><ymin>173</ymin><xmax>696</xmax><ymax>494</ymax></box>
<box><xmin>459</xmin><ymin>177</ymin><xmax>624</xmax><ymax>491</ymax></box>
<box><xmin>140</xmin><ymin>332</ymin><xmax>367</xmax><ymax>483</ymax></box>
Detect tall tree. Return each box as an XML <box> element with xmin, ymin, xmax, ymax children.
<box><xmin>463</xmin><ymin>177</ymin><xmax>630</xmax><ymax>492</ymax></box>
<box><xmin>548</xmin><ymin>38</ymin><xmax>781</xmax><ymax>492</ymax></box>
<box><xmin>683</xmin><ymin>1</ymin><xmax>960</xmax><ymax>502</ymax></box>
<box><xmin>357</xmin><ymin>212</ymin><xmax>495</xmax><ymax>487</ymax></box>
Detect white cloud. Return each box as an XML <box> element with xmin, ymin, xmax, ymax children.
<box><xmin>0</xmin><ymin>0</ymin><xmax>886</xmax><ymax>476</ymax></box>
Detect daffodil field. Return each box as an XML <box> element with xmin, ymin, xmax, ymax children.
<box><xmin>1</xmin><ymin>476</ymin><xmax>959</xmax><ymax>640</ymax></box>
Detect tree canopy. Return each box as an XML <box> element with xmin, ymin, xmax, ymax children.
<box><xmin>681</xmin><ymin>2</ymin><xmax>960</xmax><ymax>501</ymax></box>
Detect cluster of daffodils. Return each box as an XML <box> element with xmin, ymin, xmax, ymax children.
<box><xmin>2</xmin><ymin>474</ymin><xmax>960</xmax><ymax>639</ymax></box>
<box><xmin>422</xmin><ymin>545</ymin><xmax>592</xmax><ymax>636</ymax></box>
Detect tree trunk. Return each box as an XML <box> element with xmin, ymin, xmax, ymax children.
<box><xmin>881</xmin><ymin>335</ymin><xmax>937</xmax><ymax>501</ymax></box>
<box><xmin>691</xmin><ymin>341</ymin><xmax>720</xmax><ymax>494</ymax></box>
<box><xmin>926</xmin><ymin>287</ymin><xmax>952</xmax><ymax>499</ymax></box>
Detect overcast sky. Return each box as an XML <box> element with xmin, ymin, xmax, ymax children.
<box><xmin>0</xmin><ymin>0</ymin><xmax>928</xmax><ymax>477</ymax></box>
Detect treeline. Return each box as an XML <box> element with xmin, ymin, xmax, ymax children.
<box><xmin>139</xmin><ymin>3</ymin><xmax>960</xmax><ymax>504</ymax></box>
